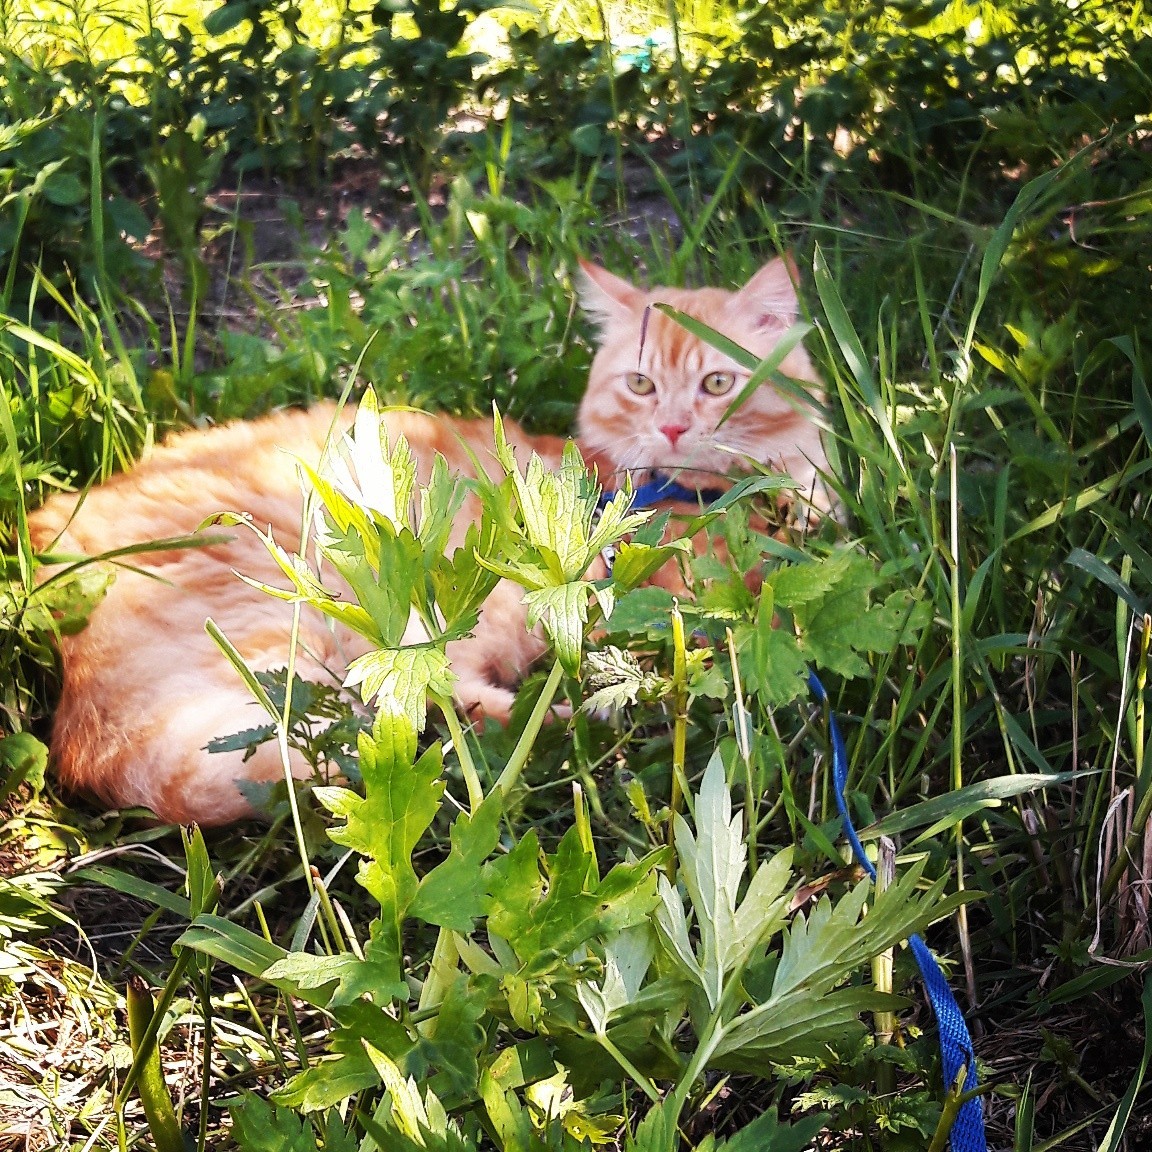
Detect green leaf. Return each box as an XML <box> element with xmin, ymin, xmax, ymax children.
<box><xmin>609</xmin><ymin>540</ymin><xmax>691</xmax><ymax>594</ymax></box>
<box><xmin>656</xmin><ymin>756</ymin><xmax>795</xmax><ymax>1011</ymax></box>
<box><xmin>626</xmin><ymin>1099</ymin><xmax>678</xmax><ymax>1152</ymax></box>
<box><xmin>0</xmin><ymin>732</ymin><xmax>48</xmax><ymax>800</ymax></box>
<box><xmin>577</xmin><ymin>924</ymin><xmax>656</xmax><ymax>1035</ymax></box>
<box><xmin>858</xmin><ymin>771</ymin><xmax>1087</xmax><ymax>843</ymax></box>
<box><xmin>72</xmin><ymin>865</ymin><xmax>191</xmax><ymax>918</ymax></box>
<box><xmin>765</xmin><ymin>551</ymin><xmax>927</xmax><ymax>684</ymax></box>
<box><xmin>813</xmin><ymin>245</ymin><xmax>904</xmax><ymax>470</ymax></box>
<box><xmin>744</xmin><ymin>588</ymin><xmax>808</xmax><ymax>706</ymax></box>
<box><xmin>182</xmin><ymin>825</ymin><xmax>219</xmax><ymax>918</ymax></box>
<box><xmin>230</xmin><ymin>1094</ymin><xmax>320</xmax><ymax>1152</ymax></box>
<box><xmin>714</xmin><ymin>986</ymin><xmax>904</xmax><ymax>1066</ymax></box>
<box><xmin>362</xmin><ymin>1044</ymin><xmax>475</xmax><ymax>1152</ymax></box>
<box><xmin>322</xmin><ymin>521</ymin><xmax>422</xmax><ymax>647</ymax></box>
<box><xmin>325</xmin><ymin>714</ymin><xmax>444</xmax><ymax>997</ymax></box>
<box><xmin>179</xmin><ymin>916</ymin><xmax>337</xmax><ymax>1008</ymax></box>
<box><xmin>42</xmin><ymin>170</ymin><xmax>86</xmax><ymax>207</ymax></box>
<box><xmin>719</xmin><ymin>1109</ymin><xmax>830</xmax><ymax>1152</ymax></box>
<box><xmin>600</xmin><ymin>586</ymin><xmax>678</xmax><ymax>641</ymax></box>
<box><xmin>581</xmin><ymin>646</ymin><xmax>668</xmax><ymax>714</ymax></box>
<box><xmin>524</xmin><ymin>581</ymin><xmax>590</xmax><ymax>675</ymax></box>
<box><xmin>273</xmin><ymin>1001</ymin><xmax>413</xmax><ymax>1112</ymax></box>
<box><xmin>344</xmin><ymin>646</ymin><xmax>455</xmax><ymax>729</ymax></box>
<box><xmin>409</xmin><ymin>790</ymin><xmax>504</xmax><ymax>930</ymax></box>
<box><xmin>670</xmin><ymin>752</ymin><xmax>749</xmax><ymax>1009</ymax></box>
<box><xmin>429</xmin><ymin>524</ymin><xmax>502</xmax><ymax>634</ymax></box>
<box><xmin>487</xmin><ymin>828</ymin><xmax>660</xmax><ymax>980</ymax></box>
<box><xmin>414</xmin><ymin>972</ymin><xmax>487</xmax><ymax>1100</ymax></box>
<box><xmin>203</xmin><ymin>0</ymin><xmax>256</xmax><ymax>36</ymax></box>
<box><xmin>417</xmin><ymin>452</ymin><xmax>467</xmax><ymax>554</ymax></box>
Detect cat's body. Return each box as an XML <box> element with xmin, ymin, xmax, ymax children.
<box><xmin>30</xmin><ymin>257</ymin><xmax>828</xmax><ymax>825</ymax></box>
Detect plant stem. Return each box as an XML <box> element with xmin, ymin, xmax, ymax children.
<box><xmin>417</xmin><ymin>928</ymin><xmax>461</xmax><ymax>1020</ymax></box>
<box><xmin>871</xmin><ymin>836</ymin><xmax>897</xmax><ymax>1097</ymax></box>
<box><xmin>596</xmin><ymin>1033</ymin><xmax>663</xmax><ymax>1104</ymax></box>
<box><xmin>948</xmin><ymin>444</ymin><xmax>977</xmax><ymax>1009</ymax></box>
<box><xmin>727</xmin><ymin>626</ymin><xmax>756</xmax><ymax>873</ymax></box>
<box><xmin>1099</xmin><ymin>613</ymin><xmax>1152</xmax><ymax>912</ymax></box>
<box><xmin>125</xmin><ymin>977</ymin><xmax>185</xmax><ymax>1152</ymax></box>
<box><xmin>434</xmin><ymin>692</ymin><xmax>485</xmax><ymax>814</ymax></box>
<box><xmin>669</xmin><ymin>603</ymin><xmax>691</xmax><ymax>829</ymax></box>
<box><xmin>494</xmin><ymin>658</ymin><xmax>565</xmax><ymax>797</ymax></box>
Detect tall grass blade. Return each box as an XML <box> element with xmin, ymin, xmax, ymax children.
<box><xmin>1097</xmin><ymin>972</ymin><xmax>1152</xmax><ymax>1151</ymax></box>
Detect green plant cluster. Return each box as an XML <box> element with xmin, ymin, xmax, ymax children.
<box><xmin>1</xmin><ymin>0</ymin><xmax>1147</xmax><ymax>299</ymax></box>
<box><xmin>165</xmin><ymin>393</ymin><xmax>975</xmax><ymax>1151</ymax></box>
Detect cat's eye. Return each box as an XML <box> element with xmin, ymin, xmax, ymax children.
<box><xmin>626</xmin><ymin>372</ymin><xmax>656</xmax><ymax>396</ymax></box>
<box><xmin>701</xmin><ymin>371</ymin><xmax>736</xmax><ymax>396</ymax></box>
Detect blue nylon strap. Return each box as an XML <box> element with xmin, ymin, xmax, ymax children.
<box><xmin>596</xmin><ymin>474</ymin><xmax>727</xmax><ymax>512</ymax></box>
<box><xmin>807</xmin><ymin>670</ymin><xmax>987</xmax><ymax>1152</ymax></box>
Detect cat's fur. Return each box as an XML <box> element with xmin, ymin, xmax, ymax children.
<box><xmin>29</xmin><ymin>256</ymin><xmax>827</xmax><ymax>825</ymax></box>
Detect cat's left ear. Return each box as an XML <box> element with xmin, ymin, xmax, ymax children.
<box><xmin>577</xmin><ymin>259</ymin><xmax>647</xmax><ymax>328</ymax></box>
<box><xmin>732</xmin><ymin>254</ymin><xmax>801</xmax><ymax>331</ymax></box>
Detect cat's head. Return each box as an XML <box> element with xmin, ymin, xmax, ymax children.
<box><xmin>576</xmin><ymin>257</ymin><xmax>827</xmax><ymax>499</ymax></box>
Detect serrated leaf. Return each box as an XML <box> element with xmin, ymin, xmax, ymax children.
<box><xmin>524</xmin><ymin>581</ymin><xmax>590</xmax><ymax>675</ymax></box>
<box><xmin>609</xmin><ymin>540</ymin><xmax>691</xmax><ymax>593</ymax></box>
<box><xmin>272</xmin><ymin>1001</ymin><xmax>412</xmax><ymax>1112</ymax></box>
<box><xmin>581</xmin><ymin>645</ymin><xmax>668</xmax><ymax>714</ymax></box>
<box><xmin>762</xmin><ymin>551</ymin><xmax>927</xmax><ymax>686</ymax></box>
<box><xmin>745</xmin><ymin>589</ymin><xmax>808</xmax><ymax>705</ymax></box>
<box><xmin>417</xmin><ymin>452</ymin><xmax>468</xmax><ymax>557</ymax></box>
<box><xmin>430</xmin><ymin>524</ymin><xmax>502</xmax><ymax>634</ymax></box>
<box><xmin>577</xmin><ymin>924</ymin><xmax>656</xmax><ymax>1035</ymax></box>
<box><xmin>412</xmin><ymin>972</ymin><xmax>487</xmax><ymax>1100</ymax></box>
<box><xmin>409</xmin><ymin>790</ymin><xmax>503</xmax><ymax>930</ymax></box>
<box><xmin>344</xmin><ymin>645</ymin><xmax>455</xmax><ymax>729</ymax></box>
<box><xmin>326</xmin><ymin>391</ymin><xmax>416</xmax><ymax>530</ymax></box>
<box><xmin>713</xmin><ymin>986</ymin><xmax>904</xmax><ymax>1065</ymax></box>
<box><xmin>600</xmin><ymin>586</ymin><xmax>677</xmax><ymax>640</ymax></box>
<box><xmin>322</xmin><ymin>521</ymin><xmax>421</xmax><ymax>647</ymax></box>
<box><xmin>719</xmin><ymin>1108</ymin><xmax>829</xmax><ymax>1152</ymax></box>
<box><xmin>487</xmin><ymin>828</ymin><xmax>660</xmax><ymax>978</ymax></box>
<box><xmin>626</xmin><ymin>1099</ymin><xmax>678</xmax><ymax>1152</ymax></box>
<box><xmin>230</xmin><ymin>1094</ymin><xmax>320</xmax><ymax>1152</ymax></box>
<box><xmin>325</xmin><ymin>716</ymin><xmax>443</xmax><ymax>997</ymax></box>
<box><xmin>362</xmin><ymin>1044</ymin><xmax>475</xmax><ymax>1152</ymax></box>
<box><xmin>672</xmin><ymin>752</ymin><xmax>745</xmax><ymax>1008</ymax></box>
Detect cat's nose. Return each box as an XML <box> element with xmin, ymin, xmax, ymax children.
<box><xmin>659</xmin><ymin>423</ymin><xmax>689</xmax><ymax>447</ymax></box>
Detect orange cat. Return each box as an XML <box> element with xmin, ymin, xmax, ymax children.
<box><xmin>29</xmin><ymin>256</ymin><xmax>827</xmax><ymax>825</ymax></box>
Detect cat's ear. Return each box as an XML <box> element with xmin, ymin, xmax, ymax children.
<box><xmin>577</xmin><ymin>259</ymin><xmax>646</xmax><ymax>328</ymax></box>
<box><xmin>732</xmin><ymin>254</ymin><xmax>801</xmax><ymax>331</ymax></box>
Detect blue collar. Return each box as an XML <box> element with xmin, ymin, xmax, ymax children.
<box><xmin>597</xmin><ymin>474</ymin><xmax>727</xmax><ymax>513</ymax></box>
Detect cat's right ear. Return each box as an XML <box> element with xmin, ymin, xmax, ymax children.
<box><xmin>577</xmin><ymin>259</ymin><xmax>646</xmax><ymax>328</ymax></box>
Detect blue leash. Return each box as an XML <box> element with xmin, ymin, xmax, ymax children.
<box><xmin>808</xmin><ymin>671</ymin><xmax>986</xmax><ymax>1151</ymax></box>
<box><xmin>604</xmin><ymin>475</ymin><xmax>987</xmax><ymax>1150</ymax></box>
